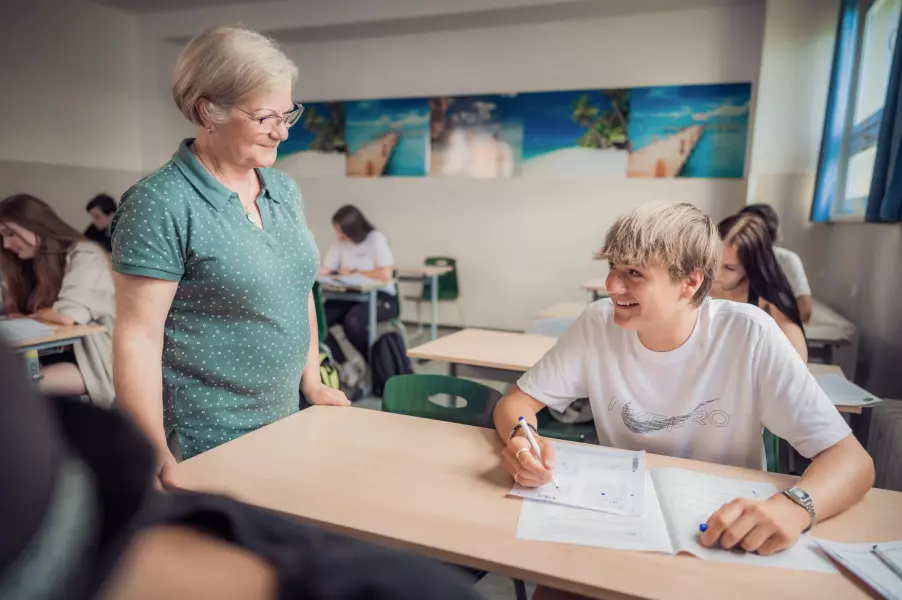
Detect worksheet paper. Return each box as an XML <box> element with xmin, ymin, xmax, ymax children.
<box><xmin>517</xmin><ymin>468</ymin><xmax>837</xmax><ymax>574</ymax></box>
<box><xmin>317</xmin><ymin>274</ymin><xmax>381</xmax><ymax>289</ymax></box>
<box><xmin>0</xmin><ymin>318</ymin><xmax>54</xmax><ymax>343</ymax></box>
<box><xmin>508</xmin><ymin>442</ymin><xmax>646</xmax><ymax>516</ymax></box>
<box><xmin>814</xmin><ymin>373</ymin><xmax>882</xmax><ymax>407</ymax></box>
<box><xmin>815</xmin><ymin>540</ymin><xmax>902</xmax><ymax>599</ymax></box>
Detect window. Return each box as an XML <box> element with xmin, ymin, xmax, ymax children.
<box><xmin>812</xmin><ymin>0</ymin><xmax>901</xmax><ymax>222</ymax></box>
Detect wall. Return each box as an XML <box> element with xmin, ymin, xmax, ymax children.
<box><xmin>0</xmin><ymin>0</ymin><xmax>144</xmax><ymax>225</ymax></box>
<box><xmin>748</xmin><ymin>0</ymin><xmax>902</xmax><ymax>398</ymax></box>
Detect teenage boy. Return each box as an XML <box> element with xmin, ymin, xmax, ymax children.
<box><xmin>496</xmin><ymin>203</ymin><xmax>872</xmax><ymax>570</ymax></box>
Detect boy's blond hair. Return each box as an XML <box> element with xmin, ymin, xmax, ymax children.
<box><xmin>597</xmin><ymin>202</ymin><xmax>722</xmax><ymax>307</ymax></box>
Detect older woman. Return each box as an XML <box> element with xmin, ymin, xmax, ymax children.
<box><xmin>112</xmin><ymin>25</ymin><xmax>348</xmax><ymax>486</ymax></box>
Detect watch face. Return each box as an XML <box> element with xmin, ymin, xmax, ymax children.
<box><xmin>789</xmin><ymin>488</ymin><xmax>808</xmax><ymax>501</ymax></box>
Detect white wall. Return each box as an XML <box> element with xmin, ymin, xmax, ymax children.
<box><xmin>0</xmin><ymin>0</ymin><xmax>142</xmax><ymax>172</ymax></box>
<box><xmin>140</xmin><ymin>4</ymin><xmax>764</xmax><ymax>330</ymax></box>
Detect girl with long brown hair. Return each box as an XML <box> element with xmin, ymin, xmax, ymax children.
<box><xmin>0</xmin><ymin>194</ymin><xmax>116</xmax><ymax>405</ymax></box>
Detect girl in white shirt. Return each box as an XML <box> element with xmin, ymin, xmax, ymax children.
<box><xmin>495</xmin><ymin>203</ymin><xmax>872</xmax><ymax>600</ymax></box>
<box><xmin>319</xmin><ymin>205</ymin><xmax>397</xmax><ymax>364</ymax></box>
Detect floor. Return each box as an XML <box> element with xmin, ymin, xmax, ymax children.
<box><xmin>332</xmin><ymin>323</ymin><xmax>537</xmax><ymax>600</ymax></box>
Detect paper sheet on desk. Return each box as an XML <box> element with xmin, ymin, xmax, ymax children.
<box><xmin>509</xmin><ymin>442</ymin><xmax>646</xmax><ymax>516</ymax></box>
<box><xmin>0</xmin><ymin>318</ymin><xmax>54</xmax><ymax>343</ymax></box>
<box><xmin>814</xmin><ymin>373</ymin><xmax>881</xmax><ymax>407</ymax></box>
<box><xmin>318</xmin><ymin>274</ymin><xmax>381</xmax><ymax>288</ymax></box>
<box><xmin>815</xmin><ymin>539</ymin><xmax>902</xmax><ymax>599</ymax></box>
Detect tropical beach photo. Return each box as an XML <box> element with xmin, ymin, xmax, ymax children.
<box><xmin>627</xmin><ymin>83</ymin><xmax>752</xmax><ymax>178</ymax></box>
<box><xmin>275</xmin><ymin>102</ymin><xmax>347</xmax><ymax>178</ymax></box>
<box><xmin>521</xmin><ymin>89</ymin><xmax>631</xmax><ymax>178</ymax></box>
<box><xmin>430</xmin><ymin>94</ymin><xmax>522</xmax><ymax>178</ymax></box>
<box><xmin>345</xmin><ymin>98</ymin><xmax>430</xmax><ymax>177</ymax></box>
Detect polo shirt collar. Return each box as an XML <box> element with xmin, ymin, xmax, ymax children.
<box><xmin>172</xmin><ymin>139</ymin><xmax>279</xmax><ymax>210</ymax></box>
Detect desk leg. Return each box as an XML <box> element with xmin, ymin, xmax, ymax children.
<box><xmin>825</xmin><ymin>344</ymin><xmax>836</xmax><ymax>365</ymax></box>
<box><xmin>368</xmin><ymin>289</ymin><xmax>377</xmax><ymax>365</ymax></box>
<box><xmin>430</xmin><ymin>274</ymin><xmax>439</xmax><ymax>341</ymax></box>
<box><xmin>851</xmin><ymin>410</ymin><xmax>873</xmax><ymax>450</ymax></box>
<box><xmin>449</xmin><ymin>362</ymin><xmax>457</xmax><ymax>378</ymax></box>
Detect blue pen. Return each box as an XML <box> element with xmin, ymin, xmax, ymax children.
<box><xmin>699</xmin><ymin>523</ymin><xmax>709</xmax><ymax>533</ymax></box>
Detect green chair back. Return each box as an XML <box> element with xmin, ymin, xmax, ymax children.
<box><xmin>536</xmin><ymin>408</ymin><xmax>598</xmax><ymax>444</ymax></box>
<box><xmin>382</xmin><ymin>374</ymin><xmax>501</xmax><ymax>428</ymax></box>
<box><xmin>312</xmin><ymin>281</ymin><xmax>328</xmax><ymax>344</ymax></box>
<box><xmin>763</xmin><ymin>428</ymin><xmax>782</xmax><ymax>473</ymax></box>
<box><xmin>421</xmin><ymin>257</ymin><xmax>459</xmax><ymax>301</ymax></box>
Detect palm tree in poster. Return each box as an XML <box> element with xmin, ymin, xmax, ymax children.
<box><xmin>305</xmin><ymin>103</ymin><xmax>347</xmax><ymax>153</ymax></box>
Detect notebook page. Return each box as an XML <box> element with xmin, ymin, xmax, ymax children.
<box><xmin>516</xmin><ymin>472</ymin><xmax>674</xmax><ymax>554</ymax></box>
<box><xmin>815</xmin><ymin>540</ymin><xmax>902</xmax><ymax>600</ymax></box>
<box><xmin>653</xmin><ymin>468</ymin><xmax>836</xmax><ymax>573</ymax></box>
<box><xmin>814</xmin><ymin>373</ymin><xmax>881</xmax><ymax>407</ymax></box>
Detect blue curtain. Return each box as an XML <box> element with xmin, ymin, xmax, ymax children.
<box><xmin>811</xmin><ymin>0</ymin><xmax>860</xmax><ymax>223</ymax></box>
<box><xmin>865</xmin><ymin>9</ymin><xmax>902</xmax><ymax>222</ymax></box>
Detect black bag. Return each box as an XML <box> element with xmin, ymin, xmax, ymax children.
<box><xmin>371</xmin><ymin>332</ymin><xmax>413</xmax><ymax>397</ymax></box>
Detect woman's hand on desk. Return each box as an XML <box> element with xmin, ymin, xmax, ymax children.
<box><xmin>502</xmin><ymin>433</ymin><xmax>556</xmax><ymax>488</ymax></box>
<box><xmin>305</xmin><ymin>383</ymin><xmax>351</xmax><ymax>407</ymax></box>
<box><xmin>29</xmin><ymin>307</ymin><xmax>74</xmax><ymax>326</ymax></box>
<box><xmin>156</xmin><ymin>452</ymin><xmax>178</xmax><ymax>491</ymax></box>
<box><xmin>699</xmin><ymin>494</ymin><xmax>810</xmax><ymax>555</ymax></box>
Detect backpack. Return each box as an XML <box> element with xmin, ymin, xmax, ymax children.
<box><xmin>371</xmin><ymin>332</ymin><xmax>413</xmax><ymax>397</ymax></box>
<box><xmin>319</xmin><ymin>351</ymin><xmax>341</xmax><ymax>390</ymax></box>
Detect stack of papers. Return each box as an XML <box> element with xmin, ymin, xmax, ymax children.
<box><xmin>816</xmin><ymin>540</ymin><xmax>902</xmax><ymax>599</ymax></box>
<box><xmin>317</xmin><ymin>274</ymin><xmax>381</xmax><ymax>289</ymax></box>
<box><xmin>814</xmin><ymin>373</ymin><xmax>881</xmax><ymax>407</ymax></box>
<box><xmin>0</xmin><ymin>318</ymin><xmax>54</xmax><ymax>343</ymax></box>
<box><xmin>514</xmin><ymin>442</ymin><xmax>836</xmax><ymax>574</ymax></box>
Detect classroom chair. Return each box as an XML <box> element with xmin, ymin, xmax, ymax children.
<box><xmin>404</xmin><ymin>257</ymin><xmax>465</xmax><ymax>335</ymax></box>
<box><xmin>382</xmin><ymin>373</ymin><xmax>500</xmax><ymax>428</ymax></box>
<box><xmin>536</xmin><ymin>408</ymin><xmax>598</xmax><ymax>444</ymax></box>
<box><xmin>381</xmin><ymin>373</ymin><xmax>528</xmax><ymax>600</ymax></box>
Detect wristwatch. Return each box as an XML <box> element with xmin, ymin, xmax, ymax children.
<box><xmin>782</xmin><ymin>487</ymin><xmax>816</xmax><ymax>531</ymax></box>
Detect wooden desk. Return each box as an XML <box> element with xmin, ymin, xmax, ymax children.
<box><xmin>534</xmin><ymin>301</ymin><xmax>588</xmax><ymax>320</ymax></box>
<box><xmin>581</xmin><ymin>278</ymin><xmax>609</xmax><ymax>300</ymax></box>
<box><xmin>173</xmin><ymin>407</ymin><xmax>902</xmax><ymax>600</ymax></box>
<box><xmin>9</xmin><ymin>322</ymin><xmax>107</xmax><ymax>382</ymax></box>
<box><xmin>396</xmin><ymin>266</ymin><xmax>454</xmax><ymax>341</ymax></box>
<box><xmin>319</xmin><ymin>278</ymin><xmax>395</xmax><ymax>364</ymax></box>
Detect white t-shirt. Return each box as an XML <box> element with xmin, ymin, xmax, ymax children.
<box><xmin>322</xmin><ymin>230</ymin><xmax>396</xmax><ymax>295</ymax></box>
<box><xmin>775</xmin><ymin>246</ymin><xmax>811</xmax><ymax>297</ymax></box>
<box><xmin>518</xmin><ymin>298</ymin><xmax>850</xmax><ymax>470</ymax></box>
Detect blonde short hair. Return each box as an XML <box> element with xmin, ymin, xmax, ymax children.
<box><xmin>173</xmin><ymin>25</ymin><xmax>298</xmax><ymax>126</ymax></box>
<box><xmin>597</xmin><ymin>202</ymin><xmax>722</xmax><ymax>306</ymax></box>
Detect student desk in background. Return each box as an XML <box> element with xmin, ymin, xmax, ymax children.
<box><xmin>318</xmin><ymin>277</ymin><xmax>395</xmax><ymax>363</ymax></box>
<box><xmin>9</xmin><ymin>323</ymin><xmax>107</xmax><ymax>382</ymax></box>
<box><xmin>172</xmin><ymin>406</ymin><xmax>902</xmax><ymax>600</ymax></box>
<box><xmin>395</xmin><ymin>265</ymin><xmax>453</xmax><ymax>341</ymax></box>
<box><xmin>806</xmin><ymin>300</ymin><xmax>857</xmax><ymax>369</ymax></box>
<box><xmin>581</xmin><ymin>278</ymin><xmax>609</xmax><ymax>301</ymax></box>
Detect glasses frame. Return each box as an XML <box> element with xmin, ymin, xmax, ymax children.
<box><xmin>235</xmin><ymin>102</ymin><xmax>305</xmax><ymax>129</ymax></box>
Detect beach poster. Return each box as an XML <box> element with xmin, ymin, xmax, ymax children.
<box><xmin>521</xmin><ymin>89</ymin><xmax>630</xmax><ymax>178</ymax></box>
<box><xmin>627</xmin><ymin>83</ymin><xmax>751</xmax><ymax>179</ymax></box>
<box><xmin>430</xmin><ymin>94</ymin><xmax>522</xmax><ymax>178</ymax></box>
<box><xmin>276</xmin><ymin>102</ymin><xmax>347</xmax><ymax>177</ymax></box>
<box><xmin>345</xmin><ymin>98</ymin><xmax>430</xmax><ymax>177</ymax></box>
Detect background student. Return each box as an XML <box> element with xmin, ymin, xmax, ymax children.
<box><xmin>713</xmin><ymin>213</ymin><xmax>808</xmax><ymax>360</ymax></box>
<box><xmin>319</xmin><ymin>204</ymin><xmax>397</xmax><ymax>365</ymax></box>
<box><xmin>739</xmin><ymin>203</ymin><xmax>812</xmax><ymax>323</ymax></box>
<box><xmin>84</xmin><ymin>193</ymin><xmax>118</xmax><ymax>253</ymax></box>
<box><xmin>0</xmin><ymin>194</ymin><xmax>115</xmax><ymax>406</ymax></box>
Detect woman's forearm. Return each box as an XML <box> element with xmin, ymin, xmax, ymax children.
<box><xmin>114</xmin><ymin>329</ymin><xmax>169</xmax><ymax>455</ymax></box>
<box><xmin>301</xmin><ymin>293</ymin><xmax>322</xmax><ymax>395</ymax></box>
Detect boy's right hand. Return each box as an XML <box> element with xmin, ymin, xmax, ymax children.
<box><xmin>501</xmin><ymin>432</ymin><xmax>556</xmax><ymax>487</ymax></box>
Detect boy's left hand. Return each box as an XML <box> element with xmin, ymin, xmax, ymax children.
<box><xmin>699</xmin><ymin>494</ymin><xmax>811</xmax><ymax>555</ymax></box>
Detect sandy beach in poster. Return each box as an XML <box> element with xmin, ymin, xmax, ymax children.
<box><xmin>521</xmin><ymin>89</ymin><xmax>630</xmax><ymax>179</ymax></box>
<box><xmin>345</xmin><ymin>98</ymin><xmax>430</xmax><ymax>177</ymax></box>
<box><xmin>627</xmin><ymin>83</ymin><xmax>751</xmax><ymax>178</ymax></box>
<box><xmin>275</xmin><ymin>102</ymin><xmax>347</xmax><ymax>178</ymax></box>
<box><xmin>430</xmin><ymin>94</ymin><xmax>522</xmax><ymax>178</ymax></box>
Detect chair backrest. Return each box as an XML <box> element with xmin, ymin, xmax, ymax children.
<box><xmin>382</xmin><ymin>374</ymin><xmax>501</xmax><ymax>428</ymax></box>
<box><xmin>421</xmin><ymin>256</ymin><xmax>459</xmax><ymax>301</ymax></box>
<box><xmin>311</xmin><ymin>281</ymin><xmax>329</xmax><ymax>344</ymax></box>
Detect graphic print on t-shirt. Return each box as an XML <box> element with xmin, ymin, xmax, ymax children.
<box><xmin>608</xmin><ymin>397</ymin><xmax>731</xmax><ymax>434</ymax></box>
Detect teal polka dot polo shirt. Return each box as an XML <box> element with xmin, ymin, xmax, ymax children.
<box><xmin>112</xmin><ymin>139</ymin><xmax>319</xmax><ymax>459</ymax></box>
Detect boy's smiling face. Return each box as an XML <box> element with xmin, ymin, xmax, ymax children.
<box><xmin>606</xmin><ymin>261</ymin><xmax>703</xmax><ymax>332</ymax></box>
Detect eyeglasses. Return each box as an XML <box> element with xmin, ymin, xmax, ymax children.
<box><xmin>235</xmin><ymin>102</ymin><xmax>305</xmax><ymax>129</ymax></box>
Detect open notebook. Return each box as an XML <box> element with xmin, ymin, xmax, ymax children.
<box><xmin>815</xmin><ymin>539</ymin><xmax>902</xmax><ymax>599</ymax></box>
<box><xmin>317</xmin><ymin>274</ymin><xmax>382</xmax><ymax>289</ymax></box>
<box><xmin>814</xmin><ymin>373</ymin><xmax>881</xmax><ymax>407</ymax></box>
<box><xmin>517</xmin><ymin>467</ymin><xmax>836</xmax><ymax>574</ymax></box>
<box><xmin>0</xmin><ymin>318</ymin><xmax>55</xmax><ymax>343</ymax></box>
